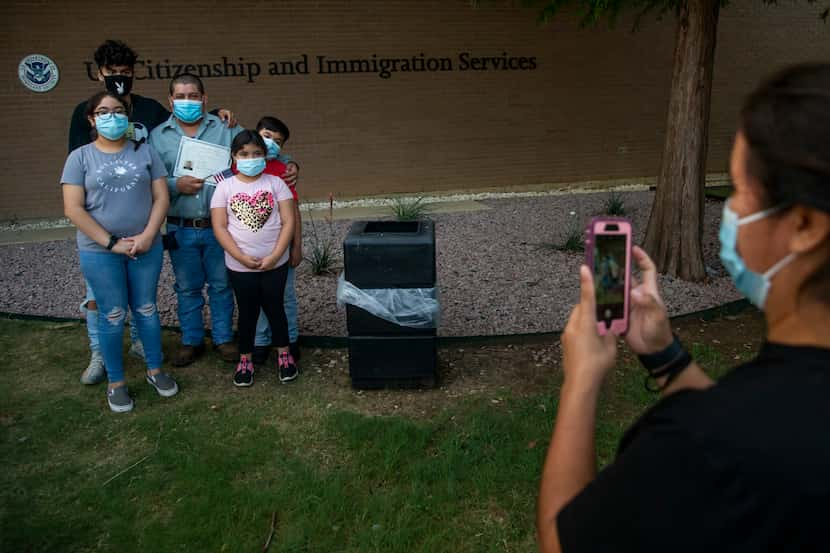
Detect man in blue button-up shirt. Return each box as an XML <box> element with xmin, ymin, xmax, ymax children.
<box><xmin>149</xmin><ymin>74</ymin><xmax>242</xmax><ymax>366</ymax></box>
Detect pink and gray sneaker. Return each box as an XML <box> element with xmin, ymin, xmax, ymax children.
<box><xmin>277</xmin><ymin>351</ymin><xmax>298</xmax><ymax>384</ymax></box>
<box><xmin>233</xmin><ymin>357</ymin><xmax>254</xmax><ymax>387</ymax></box>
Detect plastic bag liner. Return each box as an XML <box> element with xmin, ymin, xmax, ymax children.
<box><xmin>336</xmin><ymin>274</ymin><xmax>440</xmax><ymax>329</ymax></box>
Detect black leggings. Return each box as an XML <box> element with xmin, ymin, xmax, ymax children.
<box><xmin>228</xmin><ymin>264</ymin><xmax>289</xmax><ymax>354</ymax></box>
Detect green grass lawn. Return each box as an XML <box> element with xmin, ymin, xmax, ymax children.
<box><xmin>0</xmin><ymin>317</ymin><xmax>751</xmax><ymax>552</ymax></box>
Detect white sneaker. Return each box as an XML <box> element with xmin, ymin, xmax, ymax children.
<box><xmin>80</xmin><ymin>351</ymin><xmax>106</xmax><ymax>385</ymax></box>
<box><xmin>129</xmin><ymin>340</ymin><xmax>146</xmax><ymax>360</ymax></box>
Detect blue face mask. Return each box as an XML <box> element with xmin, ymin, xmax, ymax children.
<box><xmin>236</xmin><ymin>157</ymin><xmax>266</xmax><ymax>177</ymax></box>
<box><xmin>173</xmin><ymin>99</ymin><xmax>203</xmax><ymax>123</ymax></box>
<box><xmin>263</xmin><ymin>137</ymin><xmax>281</xmax><ymax>160</ymax></box>
<box><xmin>718</xmin><ymin>201</ymin><xmax>796</xmax><ymax>309</ymax></box>
<box><xmin>94</xmin><ymin>113</ymin><xmax>130</xmax><ymax>140</ymax></box>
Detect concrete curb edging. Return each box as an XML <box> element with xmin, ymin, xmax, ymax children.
<box><xmin>0</xmin><ymin>299</ymin><xmax>752</xmax><ymax>348</ymax></box>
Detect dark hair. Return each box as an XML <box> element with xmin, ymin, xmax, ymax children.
<box><xmin>85</xmin><ymin>90</ymin><xmax>128</xmax><ymax>119</ymax></box>
<box><xmin>255</xmin><ymin>116</ymin><xmax>290</xmax><ymax>142</ymax></box>
<box><xmin>169</xmin><ymin>73</ymin><xmax>205</xmax><ymax>96</ymax></box>
<box><xmin>93</xmin><ymin>40</ymin><xmax>138</xmax><ymax>69</ymax></box>
<box><xmin>741</xmin><ymin>63</ymin><xmax>830</xmax><ymax>303</ymax></box>
<box><xmin>231</xmin><ymin>130</ymin><xmax>267</xmax><ymax>156</ymax></box>
<box><xmin>741</xmin><ymin>63</ymin><xmax>830</xmax><ymax>211</ymax></box>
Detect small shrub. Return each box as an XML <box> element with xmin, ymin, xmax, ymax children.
<box><xmin>536</xmin><ymin>226</ymin><xmax>584</xmax><ymax>253</ymax></box>
<box><xmin>390</xmin><ymin>197</ymin><xmax>429</xmax><ymax>221</ymax></box>
<box><xmin>605</xmin><ymin>191</ymin><xmax>626</xmax><ymax>216</ymax></box>
<box><xmin>306</xmin><ymin>239</ymin><xmax>337</xmax><ymax>276</ymax></box>
<box><xmin>557</xmin><ymin>226</ymin><xmax>585</xmax><ymax>253</ymax></box>
<box><xmin>305</xmin><ymin>194</ymin><xmax>339</xmax><ymax>275</ymax></box>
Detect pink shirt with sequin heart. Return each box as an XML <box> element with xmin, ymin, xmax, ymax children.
<box><xmin>210</xmin><ymin>173</ymin><xmax>294</xmax><ymax>272</ymax></box>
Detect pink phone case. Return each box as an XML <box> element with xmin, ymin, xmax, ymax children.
<box><xmin>584</xmin><ymin>216</ymin><xmax>632</xmax><ymax>336</ymax></box>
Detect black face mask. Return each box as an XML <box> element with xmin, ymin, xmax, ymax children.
<box><xmin>103</xmin><ymin>74</ymin><xmax>133</xmax><ymax>96</ymax></box>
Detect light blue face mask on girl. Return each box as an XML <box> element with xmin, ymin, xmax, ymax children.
<box><xmin>263</xmin><ymin>137</ymin><xmax>281</xmax><ymax>160</ymax></box>
<box><xmin>718</xmin><ymin>201</ymin><xmax>796</xmax><ymax>309</ymax></box>
<box><xmin>236</xmin><ymin>157</ymin><xmax>266</xmax><ymax>177</ymax></box>
<box><xmin>95</xmin><ymin>113</ymin><xmax>129</xmax><ymax>140</ymax></box>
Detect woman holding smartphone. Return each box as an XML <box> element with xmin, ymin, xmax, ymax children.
<box><xmin>537</xmin><ymin>63</ymin><xmax>830</xmax><ymax>552</ymax></box>
<box><xmin>62</xmin><ymin>91</ymin><xmax>178</xmax><ymax>413</ymax></box>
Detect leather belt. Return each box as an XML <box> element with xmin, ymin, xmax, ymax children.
<box><xmin>167</xmin><ymin>216</ymin><xmax>211</xmax><ymax>229</ymax></box>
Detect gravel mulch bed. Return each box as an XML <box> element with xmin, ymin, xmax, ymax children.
<box><xmin>0</xmin><ymin>190</ymin><xmax>740</xmax><ymax>337</ymax></box>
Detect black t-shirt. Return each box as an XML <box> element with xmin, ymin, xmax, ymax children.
<box><xmin>557</xmin><ymin>342</ymin><xmax>830</xmax><ymax>553</ymax></box>
<box><xmin>68</xmin><ymin>93</ymin><xmax>170</xmax><ymax>153</ymax></box>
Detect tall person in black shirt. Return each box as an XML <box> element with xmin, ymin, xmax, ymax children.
<box><xmin>537</xmin><ymin>63</ymin><xmax>830</xmax><ymax>553</ymax></box>
<box><xmin>68</xmin><ymin>40</ymin><xmax>164</xmax><ymax>151</ymax></box>
<box><xmin>68</xmin><ymin>40</ymin><xmax>238</xmax><ymax>384</ymax></box>
<box><xmin>68</xmin><ymin>40</ymin><xmax>237</xmax><ymax>151</ymax></box>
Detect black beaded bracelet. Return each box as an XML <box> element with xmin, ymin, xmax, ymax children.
<box><xmin>644</xmin><ymin>349</ymin><xmax>693</xmax><ymax>392</ymax></box>
<box><xmin>638</xmin><ymin>334</ymin><xmax>683</xmax><ymax>373</ymax></box>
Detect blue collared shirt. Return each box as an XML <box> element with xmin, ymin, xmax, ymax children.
<box><xmin>149</xmin><ymin>113</ymin><xmax>243</xmax><ymax>219</ymax></box>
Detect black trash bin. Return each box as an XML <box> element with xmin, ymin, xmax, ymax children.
<box><xmin>343</xmin><ymin>220</ymin><xmax>438</xmax><ymax>389</ymax></box>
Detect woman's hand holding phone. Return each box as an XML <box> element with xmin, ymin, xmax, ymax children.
<box><xmin>561</xmin><ymin>265</ymin><xmax>618</xmax><ymax>391</ymax></box>
<box><xmin>624</xmin><ymin>246</ymin><xmax>674</xmax><ymax>355</ymax></box>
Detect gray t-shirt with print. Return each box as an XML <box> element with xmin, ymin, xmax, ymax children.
<box><xmin>61</xmin><ymin>142</ymin><xmax>167</xmax><ymax>252</ymax></box>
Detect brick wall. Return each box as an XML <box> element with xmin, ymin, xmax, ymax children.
<box><xmin>0</xmin><ymin>0</ymin><xmax>827</xmax><ymax>219</ymax></box>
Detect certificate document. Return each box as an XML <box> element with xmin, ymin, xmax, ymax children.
<box><xmin>173</xmin><ymin>136</ymin><xmax>231</xmax><ymax>179</ymax></box>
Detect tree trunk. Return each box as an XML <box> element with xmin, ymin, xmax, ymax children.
<box><xmin>643</xmin><ymin>0</ymin><xmax>720</xmax><ymax>281</ymax></box>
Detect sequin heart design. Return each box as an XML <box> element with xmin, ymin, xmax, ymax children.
<box><xmin>229</xmin><ymin>190</ymin><xmax>274</xmax><ymax>232</ymax></box>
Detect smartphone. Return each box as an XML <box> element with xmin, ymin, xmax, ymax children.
<box><xmin>585</xmin><ymin>217</ymin><xmax>632</xmax><ymax>336</ymax></box>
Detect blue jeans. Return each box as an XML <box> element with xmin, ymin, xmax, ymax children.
<box><xmin>167</xmin><ymin>225</ymin><xmax>234</xmax><ymax>346</ymax></box>
<box><xmin>79</xmin><ymin>242</ymin><xmax>164</xmax><ymax>383</ymax></box>
<box><xmin>81</xmin><ymin>280</ymin><xmax>140</xmax><ymax>352</ymax></box>
<box><xmin>255</xmin><ymin>266</ymin><xmax>298</xmax><ymax>346</ymax></box>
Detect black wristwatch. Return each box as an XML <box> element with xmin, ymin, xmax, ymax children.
<box><xmin>106</xmin><ymin>235</ymin><xmax>118</xmax><ymax>250</ymax></box>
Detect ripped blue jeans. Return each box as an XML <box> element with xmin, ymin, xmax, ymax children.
<box><xmin>81</xmin><ymin>280</ymin><xmax>140</xmax><ymax>352</ymax></box>
<box><xmin>79</xmin><ymin>242</ymin><xmax>163</xmax><ymax>384</ymax></box>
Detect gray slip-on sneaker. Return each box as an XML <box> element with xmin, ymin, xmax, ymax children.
<box><xmin>107</xmin><ymin>386</ymin><xmax>134</xmax><ymax>413</ymax></box>
<box><xmin>146</xmin><ymin>372</ymin><xmax>179</xmax><ymax>398</ymax></box>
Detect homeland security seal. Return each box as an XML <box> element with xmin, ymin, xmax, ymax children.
<box><xmin>18</xmin><ymin>54</ymin><xmax>60</xmax><ymax>92</ymax></box>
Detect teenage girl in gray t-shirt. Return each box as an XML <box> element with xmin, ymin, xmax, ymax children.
<box><xmin>61</xmin><ymin>91</ymin><xmax>178</xmax><ymax>413</ymax></box>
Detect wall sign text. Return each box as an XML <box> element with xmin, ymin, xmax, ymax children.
<box><xmin>84</xmin><ymin>53</ymin><xmax>538</xmax><ymax>83</ymax></box>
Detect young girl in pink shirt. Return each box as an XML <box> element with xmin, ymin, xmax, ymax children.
<box><xmin>211</xmin><ymin>131</ymin><xmax>297</xmax><ymax>386</ymax></box>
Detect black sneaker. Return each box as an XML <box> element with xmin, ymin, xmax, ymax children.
<box><xmin>277</xmin><ymin>352</ymin><xmax>298</xmax><ymax>384</ymax></box>
<box><xmin>252</xmin><ymin>345</ymin><xmax>270</xmax><ymax>365</ymax></box>
<box><xmin>233</xmin><ymin>357</ymin><xmax>254</xmax><ymax>387</ymax></box>
<box><xmin>289</xmin><ymin>342</ymin><xmax>301</xmax><ymax>362</ymax></box>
